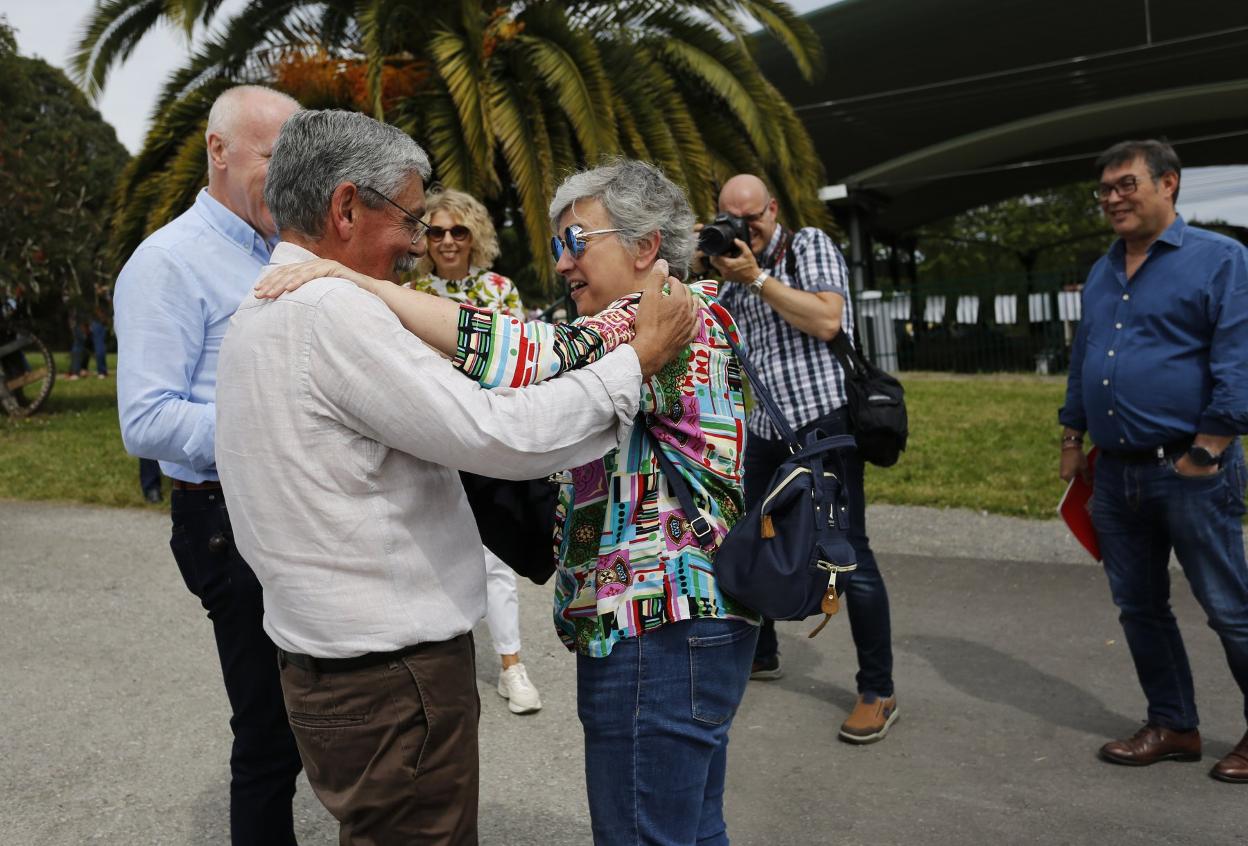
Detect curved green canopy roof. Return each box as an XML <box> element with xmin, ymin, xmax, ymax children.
<box><xmin>757</xmin><ymin>0</ymin><xmax>1248</xmax><ymax>235</ymax></box>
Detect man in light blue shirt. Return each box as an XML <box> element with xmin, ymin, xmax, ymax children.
<box><xmin>114</xmin><ymin>85</ymin><xmax>305</xmax><ymax>844</ymax></box>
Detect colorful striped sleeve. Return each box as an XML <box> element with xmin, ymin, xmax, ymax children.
<box><xmin>452</xmin><ymin>297</ymin><xmax>639</xmax><ymax>389</ymax></box>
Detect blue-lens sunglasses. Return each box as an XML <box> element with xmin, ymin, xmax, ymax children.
<box><xmin>550</xmin><ymin>224</ymin><xmax>623</xmax><ymax>261</ymax></box>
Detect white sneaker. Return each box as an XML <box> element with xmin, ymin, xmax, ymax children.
<box><xmin>496</xmin><ymin>663</ymin><xmax>542</xmax><ymax>714</ymax></box>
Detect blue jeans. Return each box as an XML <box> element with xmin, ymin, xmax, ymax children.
<box><xmin>747</xmin><ymin>408</ymin><xmax>895</xmax><ymax>697</ymax></box>
<box><xmin>1091</xmin><ymin>442</ymin><xmax>1248</xmax><ymax>730</ymax></box>
<box><xmin>577</xmin><ymin>618</ymin><xmax>758</xmax><ymax>846</ymax></box>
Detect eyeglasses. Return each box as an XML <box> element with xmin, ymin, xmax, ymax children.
<box><xmin>1094</xmin><ymin>176</ymin><xmax>1141</xmax><ymax>202</ymax></box>
<box><xmin>738</xmin><ymin>205</ymin><xmax>769</xmax><ymax>224</ymax></box>
<box><xmin>359</xmin><ymin>185</ymin><xmax>430</xmax><ymax>244</ymax></box>
<box><xmin>427</xmin><ymin>224</ymin><xmax>472</xmax><ymax>242</ymax></box>
<box><xmin>550</xmin><ymin>224</ymin><xmax>624</xmax><ymax>261</ymax></box>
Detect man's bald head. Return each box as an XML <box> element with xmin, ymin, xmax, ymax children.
<box><xmin>718</xmin><ymin>173</ymin><xmax>779</xmax><ymax>257</ymax></box>
<box><xmin>204</xmin><ymin>86</ymin><xmax>301</xmax><ymax>239</ymax></box>
<box><xmin>719</xmin><ymin>174</ymin><xmax>770</xmax><ymax>209</ymax></box>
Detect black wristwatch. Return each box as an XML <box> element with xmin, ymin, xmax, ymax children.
<box><xmin>1187</xmin><ymin>445</ymin><xmax>1221</xmax><ymax>468</ymax></box>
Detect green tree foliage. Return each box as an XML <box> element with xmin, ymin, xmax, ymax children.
<box><xmin>73</xmin><ymin>0</ymin><xmax>830</xmax><ymax>295</ymax></box>
<box><xmin>0</xmin><ymin>17</ymin><xmax>130</xmax><ymax>334</ymax></box>
<box><xmin>915</xmin><ymin>181</ymin><xmax>1114</xmax><ymax>283</ymax></box>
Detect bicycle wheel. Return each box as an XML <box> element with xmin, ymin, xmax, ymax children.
<box><xmin>1</xmin><ymin>329</ymin><xmax>56</xmax><ymax>416</ymax></box>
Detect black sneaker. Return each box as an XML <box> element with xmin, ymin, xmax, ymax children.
<box><xmin>143</xmin><ymin>487</ymin><xmax>163</xmax><ymax>504</ymax></box>
<box><xmin>750</xmin><ymin>654</ymin><xmax>783</xmax><ymax>680</ymax></box>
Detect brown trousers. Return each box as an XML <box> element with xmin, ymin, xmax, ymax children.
<box><xmin>278</xmin><ymin>633</ymin><xmax>480</xmax><ymax>846</ymax></box>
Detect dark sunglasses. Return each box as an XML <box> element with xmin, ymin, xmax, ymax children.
<box><xmin>550</xmin><ymin>223</ymin><xmax>623</xmax><ymax>261</ymax></box>
<box><xmin>427</xmin><ymin>224</ymin><xmax>472</xmax><ymax>242</ymax></box>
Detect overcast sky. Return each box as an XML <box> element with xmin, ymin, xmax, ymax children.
<box><xmin>3</xmin><ymin>0</ymin><xmax>1244</xmax><ymax>225</ymax></box>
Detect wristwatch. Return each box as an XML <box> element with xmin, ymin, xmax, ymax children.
<box><xmin>1187</xmin><ymin>444</ymin><xmax>1221</xmax><ymax>467</ymax></box>
<box><xmin>748</xmin><ymin>271</ymin><xmax>768</xmax><ymax>295</ymax></box>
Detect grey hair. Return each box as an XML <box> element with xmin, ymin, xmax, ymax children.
<box><xmin>265</xmin><ymin>109</ymin><xmax>432</xmax><ymax>238</ymax></box>
<box><xmin>204</xmin><ymin>85</ymin><xmax>299</xmax><ymax>151</ymax></box>
<box><xmin>549</xmin><ymin>159</ymin><xmax>695</xmax><ymax>276</ymax></box>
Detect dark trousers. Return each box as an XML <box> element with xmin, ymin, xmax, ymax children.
<box><xmin>169</xmin><ymin>488</ymin><xmax>303</xmax><ymax>845</ymax></box>
<box><xmin>279</xmin><ymin>634</ymin><xmax>481</xmax><ymax>846</ymax></box>
<box><xmin>139</xmin><ymin>458</ymin><xmax>161</xmax><ymax>494</ymax></box>
<box><xmin>1092</xmin><ymin>443</ymin><xmax>1248</xmax><ymax>730</ymax></box>
<box><xmin>747</xmin><ymin>407</ymin><xmax>895</xmax><ymax>697</ymax></box>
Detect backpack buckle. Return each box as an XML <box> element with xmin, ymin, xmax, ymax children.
<box><xmin>688</xmin><ymin>515</ymin><xmax>714</xmax><ymax>544</ymax></box>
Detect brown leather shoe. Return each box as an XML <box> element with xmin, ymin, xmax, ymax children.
<box><xmin>1099</xmin><ymin>724</ymin><xmax>1202</xmax><ymax>766</ymax></box>
<box><xmin>1211</xmin><ymin>729</ymin><xmax>1248</xmax><ymax>783</ymax></box>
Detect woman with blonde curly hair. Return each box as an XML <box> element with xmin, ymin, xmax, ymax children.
<box><xmin>407</xmin><ymin>187</ymin><xmax>524</xmax><ymax>316</ymax></box>
<box><xmin>406</xmin><ymin>186</ymin><xmax>541</xmax><ymax>714</ymax></box>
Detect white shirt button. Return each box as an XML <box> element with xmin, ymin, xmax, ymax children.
<box><xmin>1123</xmin><ymin>294</ymin><xmax>1130</xmax><ymax>301</ymax></box>
<box><xmin>1103</xmin><ymin>379</ymin><xmax>1109</xmax><ymax>386</ymax></box>
<box><xmin>1108</xmin><ymin>350</ymin><xmax>1115</xmax><ymax>356</ymax></box>
<box><xmin>1108</xmin><ymin>410</ymin><xmax>1115</xmax><ymax>416</ymax></box>
<box><xmin>1119</xmin><ymin>438</ymin><xmax>1126</xmax><ymax>444</ymax></box>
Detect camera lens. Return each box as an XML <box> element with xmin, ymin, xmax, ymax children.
<box><xmin>698</xmin><ymin>221</ymin><xmax>741</xmax><ymax>257</ymax></box>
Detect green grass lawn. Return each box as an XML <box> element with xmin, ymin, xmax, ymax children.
<box><xmin>865</xmin><ymin>372</ymin><xmax>1067</xmax><ymax>518</ymax></box>
<box><xmin>0</xmin><ymin>353</ymin><xmax>164</xmax><ymax>510</ymax></box>
<box><xmin>1</xmin><ymin>358</ymin><xmax>1069</xmax><ymax>517</ymax></box>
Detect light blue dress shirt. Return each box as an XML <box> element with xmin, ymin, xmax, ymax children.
<box><xmin>115</xmin><ymin>189</ymin><xmax>273</xmax><ymax>483</ymax></box>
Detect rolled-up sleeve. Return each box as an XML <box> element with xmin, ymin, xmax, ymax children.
<box><xmin>1198</xmin><ymin>245</ymin><xmax>1248</xmax><ymax>436</ymax></box>
<box><xmin>309</xmin><ymin>286</ymin><xmax>641</xmax><ymax>479</ymax></box>
<box><xmin>1059</xmin><ymin>302</ymin><xmax>1089</xmax><ymax>432</ymax></box>
<box><xmin>114</xmin><ymin>246</ymin><xmax>216</xmax><ymax>469</ymax></box>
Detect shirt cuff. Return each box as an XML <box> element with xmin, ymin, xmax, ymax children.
<box><xmin>1057</xmin><ymin>406</ymin><xmax>1086</xmax><ymax>432</ymax></box>
<box><xmin>183</xmin><ymin>405</ymin><xmax>217</xmax><ymax>471</ymax></box>
<box><xmin>1196</xmin><ymin>413</ymin><xmax>1243</xmax><ymax>437</ymax></box>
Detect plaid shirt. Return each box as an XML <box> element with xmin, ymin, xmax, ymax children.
<box><xmin>718</xmin><ymin>224</ymin><xmax>856</xmax><ymax>440</ymax></box>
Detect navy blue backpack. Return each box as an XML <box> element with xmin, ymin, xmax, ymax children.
<box><xmin>643</xmin><ymin>313</ymin><xmax>859</xmax><ymax>637</ymax></box>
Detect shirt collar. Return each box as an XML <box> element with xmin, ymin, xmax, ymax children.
<box><xmin>193</xmin><ymin>189</ymin><xmax>272</xmax><ymax>259</ymax></box>
<box><xmin>269</xmin><ymin>241</ymin><xmax>321</xmax><ymax>266</ymax></box>
<box><xmin>1109</xmin><ymin>214</ymin><xmax>1186</xmax><ymax>260</ymax></box>
<box><xmin>758</xmin><ymin>224</ymin><xmax>785</xmax><ymax>266</ymax></box>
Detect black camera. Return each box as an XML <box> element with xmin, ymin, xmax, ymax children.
<box><xmin>698</xmin><ymin>213</ymin><xmax>750</xmax><ymax>258</ymax></box>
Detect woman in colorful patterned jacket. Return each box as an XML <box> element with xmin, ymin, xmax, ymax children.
<box><xmin>407</xmin><ymin>187</ymin><xmax>543</xmax><ymax>716</ymax></box>
<box><xmin>256</xmin><ymin>159</ymin><xmax>758</xmax><ymax>846</ymax></box>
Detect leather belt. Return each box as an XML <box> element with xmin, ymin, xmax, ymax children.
<box><xmin>278</xmin><ymin>642</ymin><xmax>430</xmax><ymax>674</ymax></box>
<box><xmin>1099</xmin><ymin>438</ymin><xmax>1193</xmax><ymax>464</ymax></box>
<box><xmin>171</xmin><ymin>479</ymin><xmax>222</xmax><ymax>491</ymax></box>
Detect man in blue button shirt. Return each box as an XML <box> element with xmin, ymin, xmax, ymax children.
<box><xmin>1060</xmin><ymin>139</ymin><xmax>1248</xmax><ymax>783</ymax></box>
<box><xmin>114</xmin><ymin>85</ymin><xmax>306</xmax><ymax>841</ymax></box>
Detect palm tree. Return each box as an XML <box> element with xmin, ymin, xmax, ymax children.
<box><xmin>74</xmin><ymin>1</ymin><xmax>828</xmax><ymax>293</ymax></box>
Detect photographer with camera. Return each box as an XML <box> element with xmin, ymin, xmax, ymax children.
<box><xmin>694</xmin><ymin>173</ymin><xmax>899</xmax><ymax>745</ymax></box>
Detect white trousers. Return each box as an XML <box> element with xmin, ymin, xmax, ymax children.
<box><xmin>484</xmin><ymin>547</ymin><xmax>522</xmax><ymax>655</ymax></box>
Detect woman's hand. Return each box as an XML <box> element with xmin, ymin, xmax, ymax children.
<box><xmin>254</xmin><ymin>259</ymin><xmax>384</xmax><ymax>299</ymax></box>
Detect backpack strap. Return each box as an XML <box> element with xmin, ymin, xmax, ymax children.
<box><xmin>638</xmin><ymin>415</ymin><xmax>716</xmax><ymax>550</ymax></box>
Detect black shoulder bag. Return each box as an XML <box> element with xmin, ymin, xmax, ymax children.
<box><xmin>459</xmin><ymin>472</ymin><xmax>558</xmax><ymax>585</ymax></box>
<box><xmin>828</xmin><ymin>334</ymin><xmax>908</xmax><ymax>468</ymax></box>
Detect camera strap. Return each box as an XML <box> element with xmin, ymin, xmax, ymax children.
<box><xmin>767</xmin><ymin>227</ymin><xmax>797</xmax><ymax>279</ymax></box>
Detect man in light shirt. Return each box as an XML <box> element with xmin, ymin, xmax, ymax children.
<box><xmin>214</xmin><ymin>109</ymin><xmax>695</xmax><ymax>844</ymax></box>
<box><xmin>113</xmin><ymin>85</ymin><xmax>304</xmax><ymax>845</ymax></box>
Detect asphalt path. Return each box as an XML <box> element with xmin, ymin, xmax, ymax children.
<box><xmin>2</xmin><ymin>500</ymin><xmax>1245</xmax><ymax>845</ymax></box>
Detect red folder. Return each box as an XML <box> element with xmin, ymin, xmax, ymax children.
<box><xmin>1058</xmin><ymin>446</ymin><xmax>1100</xmax><ymax>561</ymax></box>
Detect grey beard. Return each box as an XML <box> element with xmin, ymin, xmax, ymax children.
<box><xmin>394</xmin><ymin>253</ymin><xmax>419</xmax><ymax>274</ymax></box>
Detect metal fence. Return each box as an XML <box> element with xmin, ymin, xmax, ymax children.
<box><xmin>853</xmin><ymin>268</ymin><xmax>1088</xmax><ymax>374</ymax></box>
